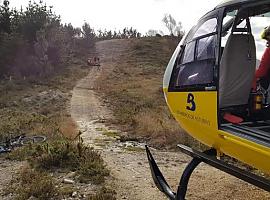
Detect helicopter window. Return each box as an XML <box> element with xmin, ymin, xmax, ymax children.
<box><xmin>174</xmin><ymin>35</ymin><xmax>216</xmax><ymax>88</ymax></box>
<box><xmin>222</xmin><ymin>10</ymin><xmax>238</xmax><ymax>37</ymax></box>
<box><xmin>236</xmin><ymin>19</ymin><xmax>248</xmax><ymax>29</ymax></box>
<box><xmin>169</xmin><ymin>15</ymin><xmax>219</xmax><ymax>91</ymax></box>
<box><xmin>223</xmin><ymin>10</ymin><xmax>237</xmax><ymax>25</ymax></box>
<box><xmin>175</xmin><ymin>60</ymin><xmax>214</xmax><ymax>87</ymax></box>
<box><xmin>182</xmin><ymin>41</ymin><xmax>196</xmax><ymax>64</ymax></box>
<box><xmin>196</xmin><ymin>35</ymin><xmax>216</xmax><ymax>60</ymax></box>
<box><xmin>193</xmin><ymin>18</ymin><xmax>217</xmax><ymax>38</ymax></box>
<box><xmin>221</xmin><ymin>10</ymin><xmax>237</xmax><ymax>45</ymax></box>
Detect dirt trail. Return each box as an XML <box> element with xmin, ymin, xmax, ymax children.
<box><xmin>0</xmin><ymin>159</ymin><xmax>24</xmax><ymax>200</ymax></box>
<box><xmin>70</xmin><ymin>39</ymin><xmax>270</xmax><ymax>200</ymax></box>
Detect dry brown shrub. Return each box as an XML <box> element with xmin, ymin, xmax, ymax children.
<box><xmin>134</xmin><ymin>111</ymin><xmax>164</xmax><ymax>137</ymax></box>
<box><xmin>134</xmin><ymin>109</ymin><xmax>189</xmax><ymax>148</ymax></box>
<box><xmin>59</xmin><ymin>117</ymin><xmax>78</xmax><ymax>139</ymax></box>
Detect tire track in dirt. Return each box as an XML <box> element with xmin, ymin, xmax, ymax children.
<box><xmin>71</xmin><ymin>39</ymin><xmax>270</xmax><ymax>200</ymax></box>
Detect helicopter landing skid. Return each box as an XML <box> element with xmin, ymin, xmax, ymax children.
<box><xmin>145</xmin><ymin>145</ymin><xmax>270</xmax><ymax>200</ymax></box>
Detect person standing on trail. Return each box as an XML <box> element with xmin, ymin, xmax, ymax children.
<box><xmin>96</xmin><ymin>57</ymin><xmax>100</xmax><ymax>70</ymax></box>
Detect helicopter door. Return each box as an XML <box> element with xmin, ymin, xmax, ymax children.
<box><xmin>219</xmin><ymin>17</ymin><xmax>256</xmax><ymax>109</ymax></box>
<box><xmin>165</xmin><ymin>12</ymin><xmax>220</xmax><ymax>144</ymax></box>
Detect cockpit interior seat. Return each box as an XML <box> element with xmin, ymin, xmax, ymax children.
<box><xmin>219</xmin><ymin>32</ymin><xmax>256</xmax><ymax>108</ymax></box>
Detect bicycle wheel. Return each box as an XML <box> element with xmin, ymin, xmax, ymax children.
<box><xmin>32</xmin><ymin>135</ymin><xmax>47</xmax><ymax>143</ymax></box>
<box><xmin>21</xmin><ymin>135</ymin><xmax>46</xmax><ymax>145</ymax></box>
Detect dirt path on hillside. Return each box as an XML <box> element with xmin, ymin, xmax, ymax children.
<box><xmin>70</xmin><ymin>39</ymin><xmax>270</xmax><ymax>200</ymax></box>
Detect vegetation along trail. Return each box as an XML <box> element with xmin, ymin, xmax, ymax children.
<box><xmin>71</xmin><ymin>39</ymin><xmax>270</xmax><ymax>200</ymax></box>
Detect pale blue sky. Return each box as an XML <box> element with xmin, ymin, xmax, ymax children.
<box><xmin>8</xmin><ymin>0</ymin><xmax>221</xmax><ymax>34</ymax></box>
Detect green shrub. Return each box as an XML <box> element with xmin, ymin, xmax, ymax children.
<box><xmin>30</xmin><ymin>141</ymin><xmax>81</xmax><ymax>171</ymax></box>
<box><xmin>28</xmin><ymin>139</ymin><xmax>109</xmax><ymax>184</ymax></box>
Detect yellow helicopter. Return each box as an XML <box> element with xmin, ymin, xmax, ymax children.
<box><xmin>146</xmin><ymin>0</ymin><xmax>270</xmax><ymax>199</ymax></box>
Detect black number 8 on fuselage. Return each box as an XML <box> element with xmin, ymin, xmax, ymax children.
<box><xmin>186</xmin><ymin>93</ymin><xmax>196</xmax><ymax>111</ymax></box>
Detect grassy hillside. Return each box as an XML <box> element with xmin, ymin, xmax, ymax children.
<box><xmin>96</xmin><ymin>37</ymin><xmax>199</xmax><ymax>148</ymax></box>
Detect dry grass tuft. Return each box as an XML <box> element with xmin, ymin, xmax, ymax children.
<box><xmin>7</xmin><ymin>166</ymin><xmax>58</xmax><ymax>200</ymax></box>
